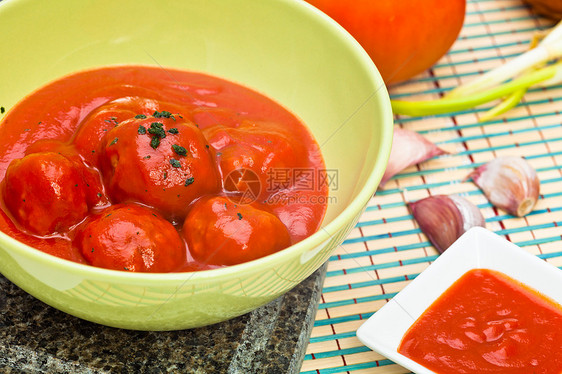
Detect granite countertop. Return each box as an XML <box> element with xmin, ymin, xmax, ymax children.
<box><xmin>0</xmin><ymin>264</ymin><xmax>327</xmax><ymax>374</ymax></box>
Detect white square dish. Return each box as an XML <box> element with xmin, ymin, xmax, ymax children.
<box><xmin>356</xmin><ymin>226</ymin><xmax>562</xmax><ymax>374</ymax></box>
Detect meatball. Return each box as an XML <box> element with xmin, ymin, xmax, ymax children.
<box><xmin>100</xmin><ymin>114</ymin><xmax>220</xmax><ymax>220</ymax></box>
<box><xmin>203</xmin><ymin>121</ymin><xmax>309</xmax><ymax>200</ymax></box>
<box><xmin>3</xmin><ymin>152</ymin><xmax>89</xmax><ymax>236</ymax></box>
<box><xmin>23</xmin><ymin>140</ymin><xmax>109</xmax><ymax>208</ymax></box>
<box><xmin>183</xmin><ymin>196</ymin><xmax>291</xmax><ymax>266</ymax></box>
<box><xmin>73</xmin><ymin>97</ymin><xmax>183</xmax><ymax>167</ymax></box>
<box><xmin>75</xmin><ymin>204</ymin><xmax>186</xmax><ymax>272</ymax></box>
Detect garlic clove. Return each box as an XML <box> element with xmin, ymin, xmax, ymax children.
<box><xmin>466</xmin><ymin>156</ymin><xmax>540</xmax><ymax>217</ymax></box>
<box><xmin>410</xmin><ymin>195</ymin><xmax>485</xmax><ymax>253</ymax></box>
<box><xmin>380</xmin><ymin>127</ymin><xmax>446</xmax><ymax>187</ymax></box>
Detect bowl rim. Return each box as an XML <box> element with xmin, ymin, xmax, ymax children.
<box><xmin>0</xmin><ymin>0</ymin><xmax>393</xmax><ymax>284</ymax></box>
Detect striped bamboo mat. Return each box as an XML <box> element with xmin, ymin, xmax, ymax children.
<box><xmin>300</xmin><ymin>0</ymin><xmax>561</xmax><ymax>373</ymax></box>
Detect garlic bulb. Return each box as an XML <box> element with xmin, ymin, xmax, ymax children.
<box><xmin>467</xmin><ymin>156</ymin><xmax>540</xmax><ymax>217</ymax></box>
<box><xmin>410</xmin><ymin>195</ymin><xmax>485</xmax><ymax>253</ymax></box>
<box><xmin>380</xmin><ymin>127</ymin><xmax>445</xmax><ymax>187</ymax></box>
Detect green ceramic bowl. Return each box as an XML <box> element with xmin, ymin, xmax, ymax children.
<box><xmin>0</xmin><ymin>0</ymin><xmax>392</xmax><ymax>330</ymax></box>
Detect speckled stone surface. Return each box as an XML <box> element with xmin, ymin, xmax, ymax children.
<box><xmin>0</xmin><ymin>263</ymin><xmax>327</xmax><ymax>374</ymax></box>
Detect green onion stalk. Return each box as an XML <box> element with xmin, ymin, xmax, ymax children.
<box><xmin>391</xmin><ymin>20</ymin><xmax>562</xmax><ymax>119</ymax></box>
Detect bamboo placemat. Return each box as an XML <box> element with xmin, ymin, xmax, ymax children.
<box><xmin>300</xmin><ymin>0</ymin><xmax>561</xmax><ymax>373</ymax></box>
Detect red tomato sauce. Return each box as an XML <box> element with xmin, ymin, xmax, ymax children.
<box><xmin>398</xmin><ymin>268</ymin><xmax>562</xmax><ymax>373</ymax></box>
<box><xmin>0</xmin><ymin>66</ymin><xmax>328</xmax><ymax>272</ymax></box>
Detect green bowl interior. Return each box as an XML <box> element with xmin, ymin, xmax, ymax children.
<box><xmin>0</xmin><ymin>0</ymin><xmax>392</xmax><ymax>281</ymax></box>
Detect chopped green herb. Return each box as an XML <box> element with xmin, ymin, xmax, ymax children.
<box><xmin>237</xmin><ymin>213</ymin><xmax>243</xmax><ymax>220</ymax></box>
<box><xmin>153</xmin><ymin>110</ymin><xmax>174</xmax><ymax>119</ymax></box>
<box><xmin>184</xmin><ymin>177</ymin><xmax>195</xmax><ymax>186</ymax></box>
<box><xmin>205</xmin><ymin>144</ymin><xmax>210</xmax><ymax>149</ymax></box>
<box><xmin>172</xmin><ymin>144</ymin><xmax>187</xmax><ymax>156</ymax></box>
<box><xmin>143</xmin><ymin>155</ymin><xmax>152</xmax><ymax>159</ymax></box>
<box><xmin>168</xmin><ymin>128</ymin><xmax>179</xmax><ymax>134</ymax></box>
<box><xmin>216</xmin><ymin>152</ymin><xmax>222</xmax><ymax>157</ymax></box>
<box><xmin>91</xmin><ymin>150</ymin><xmax>96</xmax><ymax>153</ymax></box>
<box><xmin>148</xmin><ymin>123</ymin><xmax>166</xmax><ymax>138</ymax></box>
<box><xmin>75</xmin><ymin>184</ymin><xmax>78</xmax><ymax>187</ymax></box>
<box><xmin>97</xmin><ymin>192</ymin><xmax>102</xmax><ymax>198</ymax></box>
<box><xmin>0</xmin><ymin>107</ymin><xmax>4</xmax><ymax>114</ymax></box>
<box><xmin>138</xmin><ymin>125</ymin><xmax>147</xmax><ymax>135</ymax></box>
<box><xmin>163</xmin><ymin>171</ymin><xmax>168</xmax><ymax>179</ymax></box>
<box><xmin>170</xmin><ymin>159</ymin><xmax>181</xmax><ymax>168</ymax></box>
<box><xmin>109</xmin><ymin>137</ymin><xmax>118</xmax><ymax>146</ymax></box>
<box><xmin>149</xmin><ymin>128</ymin><xmax>165</xmax><ymax>138</ymax></box>
<box><xmin>124</xmin><ymin>267</ymin><xmax>129</xmax><ymax>271</ymax></box>
<box><xmin>91</xmin><ymin>248</ymin><xmax>95</xmax><ymax>253</ymax></box>
<box><xmin>24</xmin><ymin>128</ymin><xmax>31</xmax><ymax>132</ymax></box>
<box><xmin>224</xmin><ymin>203</ymin><xmax>228</xmax><ymax>209</ymax></box>
<box><xmin>150</xmin><ymin>136</ymin><xmax>161</xmax><ymax>149</ymax></box>
<box><xmin>135</xmin><ymin>114</ymin><xmax>147</xmax><ymax>119</ymax></box>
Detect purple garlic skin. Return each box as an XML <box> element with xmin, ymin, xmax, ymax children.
<box><xmin>467</xmin><ymin>156</ymin><xmax>540</xmax><ymax>217</ymax></box>
<box><xmin>410</xmin><ymin>195</ymin><xmax>485</xmax><ymax>253</ymax></box>
<box><xmin>380</xmin><ymin>127</ymin><xmax>446</xmax><ymax>187</ymax></box>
